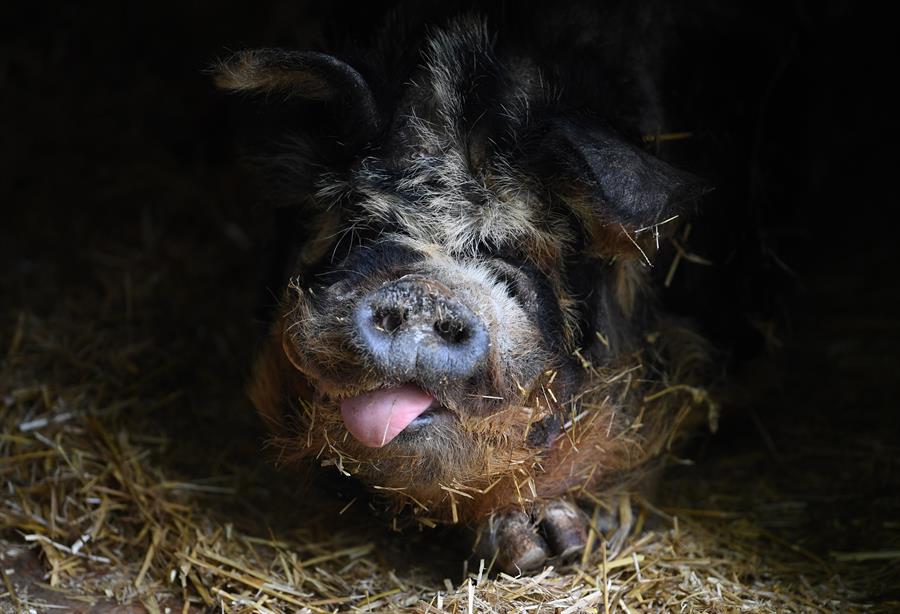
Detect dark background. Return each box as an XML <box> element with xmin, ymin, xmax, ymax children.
<box><xmin>2</xmin><ymin>0</ymin><xmax>898</xmax><ymax>601</ymax></box>
<box><xmin>3</xmin><ymin>1</ymin><xmax>894</xmax><ymax>353</ymax></box>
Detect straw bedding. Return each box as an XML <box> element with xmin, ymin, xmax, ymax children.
<box><xmin>1</xmin><ymin>231</ymin><xmax>896</xmax><ymax>612</ymax></box>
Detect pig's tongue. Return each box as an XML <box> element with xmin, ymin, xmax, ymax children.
<box><xmin>340</xmin><ymin>384</ymin><xmax>434</xmax><ymax>447</ymax></box>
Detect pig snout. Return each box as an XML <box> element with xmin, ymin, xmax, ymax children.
<box><xmin>353</xmin><ymin>277</ymin><xmax>489</xmax><ymax>386</ymax></box>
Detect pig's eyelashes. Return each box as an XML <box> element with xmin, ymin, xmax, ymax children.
<box><xmin>492</xmin><ymin>266</ymin><xmax>528</xmax><ymax>303</ymax></box>
<box><xmin>495</xmin><ymin>272</ymin><xmax>521</xmax><ymax>301</ymax></box>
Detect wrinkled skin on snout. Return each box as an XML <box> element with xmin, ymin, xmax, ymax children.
<box><xmin>221</xmin><ymin>10</ymin><xmax>712</xmax><ymax>574</ymax></box>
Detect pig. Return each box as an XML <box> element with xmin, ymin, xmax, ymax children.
<box><xmin>216</xmin><ymin>4</ymin><xmax>712</xmax><ymax>574</ymax></box>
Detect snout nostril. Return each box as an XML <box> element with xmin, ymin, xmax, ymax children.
<box><xmin>434</xmin><ymin>320</ymin><xmax>469</xmax><ymax>344</ymax></box>
<box><xmin>357</xmin><ymin>278</ymin><xmax>488</xmax><ymax>382</ymax></box>
<box><xmin>375</xmin><ymin>308</ymin><xmax>405</xmax><ymax>334</ymax></box>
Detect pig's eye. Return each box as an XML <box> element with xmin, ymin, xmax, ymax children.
<box><xmin>492</xmin><ymin>262</ymin><xmax>529</xmax><ymax>303</ymax></box>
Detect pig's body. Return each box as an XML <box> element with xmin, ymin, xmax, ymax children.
<box><xmin>220</xmin><ymin>3</ymin><xmax>712</xmax><ymax>573</ymax></box>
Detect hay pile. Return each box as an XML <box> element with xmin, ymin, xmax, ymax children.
<box><xmin>1</xmin><ymin>245</ymin><xmax>894</xmax><ymax>613</ymax></box>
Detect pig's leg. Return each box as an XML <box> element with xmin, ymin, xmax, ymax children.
<box><xmin>473</xmin><ymin>509</ymin><xmax>551</xmax><ymax>574</ymax></box>
<box><xmin>472</xmin><ymin>500</ymin><xmax>590</xmax><ymax>574</ymax></box>
<box><xmin>472</xmin><ymin>494</ymin><xmax>646</xmax><ymax>574</ymax></box>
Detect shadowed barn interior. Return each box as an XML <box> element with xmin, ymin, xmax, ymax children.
<box><xmin>1</xmin><ymin>1</ymin><xmax>897</xmax><ymax>612</ymax></box>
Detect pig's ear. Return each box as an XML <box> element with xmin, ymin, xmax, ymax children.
<box><xmin>535</xmin><ymin>119</ymin><xmax>709</xmax><ymax>230</ymax></box>
<box><xmin>214</xmin><ymin>48</ymin><xmax>381</xmax><ymax>142</ymax></box>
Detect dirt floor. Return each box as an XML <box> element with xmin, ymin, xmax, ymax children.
<box><xmin>2</xmin><ymin>2</ymin><xmax>898</xmax><ymax>612</ymax></box>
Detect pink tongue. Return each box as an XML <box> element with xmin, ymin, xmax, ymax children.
<box><xmin>340</xmin><ymin>384</ymin><xmax>435</xmax><ymax>447</ymax></box>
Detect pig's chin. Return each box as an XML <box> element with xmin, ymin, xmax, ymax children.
<box><xmin>339</xmin><ymin>383</ymin><xmax>451</xmax><ymax>448</ymax></box>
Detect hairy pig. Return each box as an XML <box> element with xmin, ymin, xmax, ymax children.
<box><xmin>217</xmin><ymin>5</ymin><xmax>713</xmax><ymax>574</ymax></box>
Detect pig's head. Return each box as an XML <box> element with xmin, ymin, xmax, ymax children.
<box><xmin>219</xmin><ymin>17</ymin><xmax>706</xmax><ymax>518</ymax></box>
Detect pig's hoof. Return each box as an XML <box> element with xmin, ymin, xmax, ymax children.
<box><xmin>474</xmin><ymin>500</ymin><xmax>588</xmax><ymax>574</ymax></box>
<box><xmin>538</xmin><ymin>499</ymin><xmax>589</xmax><ymax>560</ymax></box>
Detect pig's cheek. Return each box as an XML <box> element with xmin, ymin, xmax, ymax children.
<box><xmin>281</xmin><ymin>301</ymin><xmax>314</xmax><ymax>367</ymax></box>
<box><xmin>282</xmin><ymin>294</ymin><xmax>356</xmax><ymax>384</ymax></box>
<box><xmin>491</xmin><ymin>311</ymin><xmax>545</xmax><ymax>394</ymax></box>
